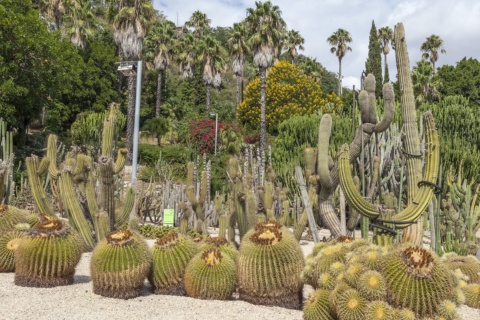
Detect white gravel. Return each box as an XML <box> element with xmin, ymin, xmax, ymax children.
<box><xmin>1</xmin><ymin>237</ymin><xmax>479</xmax><ymax>320</ymax></box>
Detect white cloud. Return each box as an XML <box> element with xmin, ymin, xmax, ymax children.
<box><xmin>154</xmin><ymin>0</ymin><xmax>480</xmax><ymax>90</ymax></box>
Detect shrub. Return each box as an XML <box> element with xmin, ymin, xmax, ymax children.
<box><xmin>237</xmin><ymin>60</ymin><xmax>343</xmax><ymax>133</ymax></box>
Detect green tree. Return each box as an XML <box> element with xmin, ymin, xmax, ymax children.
<box><xmin>365</xmin><ymin>20</ymin><xmax>383</xmax><ymax>96</ymax></box>
<box><xmin>185</xmin><ymin>10</ymin><xmax>211</xmax><ymax>38</ymax></box>
<box><xmin>412</xmin><ymin>60</ymin><xmax>441</xmax><ymax>105</ymax></box>
<box><xmin>245</xmin><ymin>0</ymin><xmax>286</xmax><ymax>160</ymax></box>
<box><xmin>227</xmin><ymin>22</ymin><xmax>249</xmax><ymax>109</ymax></box>
<box><xmin>198</xmin><ymin>35</ymin><xmax>226</xmax><ymax>112</ymax></box>
<box><xmin>237</xmin><ymin>61</ymin><xmax>343</xmax><ymax>132</ymax></box>
<box><xmin>327</xmin><ymin>28</ymin><xmax>352</xmax><ymax>96</ymax></box>
<box><xmin>107</xmin><ymin>0</ymin><xmax>154</xmax><ymax>163</ymax></box>
<box><xmin>378</xmin><ymin>25</ymin><xmax>393</xmax><ymax>83</ymax></box>
<box><xmin>37</xmin><ymin>0</ymin><xmax>65</xmax><ymax>30</ymax></box>
<box><xmin>0</xmin><ymin>0</ymin><xmax>79</xmax><ymax>140</ymax></box>
<box><xmin>437</xmin><ymin>58</ymin><xmax>480</xmax><ymax>107</ymax></box>
<box><xmin>421</xmin><ymin>34</ymin><xmax>446</xmax><ymax>74</ymax></box>
<box><xmin>143</xmin><ymin>19</ymin><xmax>176</xmax><ymax>118</ymax></box>
<box><xmin>62</xmin><ymin>0</ymin><xmax>97</xmax><ymax>50</ymax></box>
<box><xmin>282</xmin><ymin>29</ymin><xmax>304</xmax><ymax>63</ymax></box>
<box><xmin>176</xmin><ymin>32</ymin><xmax>197</xmax><ymax>79</ymax></box>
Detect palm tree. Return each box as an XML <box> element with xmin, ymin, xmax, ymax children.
<box><xmin>378</xmin><ymin>26</ymin><xmax>393</xmax><ymax>83</ymax></box>
<box><xmin>37</xmin><ymin>0</ymin><xmax>66</xmax><ymax>30</ymax></box>
<box><xmin>412</xmin><ymin>60</ymin><xmax>441</xmax><ymax>105</ymax></box>
<box><xmin>421</xmin><ymin>34</ymin><xmax>446</xmax><ymax>74</ymax></box>
<box><xmin>62</xmin><ymin>0</ymin><xmax>97</xmax><ymax>50</ymax></box>
<box><xmin>245</xmin><ymin>0</ymin><xmax>286</xmax><ymax>159</ymax></box>
<box><xmin>327</xmin><ymin>28</ymin><xmax>352</xmax><ymax>96</ymax></box>
<box><xmin>198</xmin><ymin>35</ymin><xmax>226</xmax><ymax>112</ymax></box>
<box><xmin>176</xmin><ymin>32</ymin><xmax>196</xmax><ymax>79</ymax></box>
<box><xmin>185</xmin><ymin>10</ymin><xmax>211</xmax><ymax>39</ymax></box>
<box><xmin>299</xmin><ymin>56</ymin><xmax>322</xmax><ymax>82</ymax></box>
<box><xmin>144</xmin><ymin>19</ymin><xmax>176</xmax><ymax>118</ymax></box>
<box><xmin>283</xmin><ymin>29</ymin><xmax>304</xmax><ymax>63</ymax></box>
<box><xmin>227</xmin><ymin>22</ymin><xmax>249</xmax><ymax>110</ymax></box>
<box><xmin>108</xmin><ymin>0</ymin><xmax>154</xmax><ymax>163</ymax></box>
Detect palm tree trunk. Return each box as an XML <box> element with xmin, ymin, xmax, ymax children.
<box><xmin>126</xmin><ymin>76</ymin><xmax>136</xmax><ymax>165</ymax></box>
<box><xmin>259</xmin><ymin>66</ymin><xmax>267</xmax><ymax>166</ymax></box>
<box><xmin>235</xmin><ymin>75</ymin><xmax>241</xmax><ymax>121</ymax></box>
<box><xmin>155</xmin><ymin>71</ymin><xmax>162</xmax><ymax>118</ymax></box>
<box><xmin>338</xmin><ymin>57</ymin><xmax>342</xmax><ymax>96</ymax></box>
<box><xmin>206</xmin><ymin>85</ymin><xmax>211</xmax><ymax>112</ymax></box>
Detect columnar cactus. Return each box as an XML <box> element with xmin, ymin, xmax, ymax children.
<box><xmin>0</xmin><ymin>118</ymin><xmax>14</xmax><ymax>204</ymax></box>
<box><xmin>312</xmin><ymin>73</ymin><xmax>394</xmax><ymax>238</ymax></box>
<box><xmin>338</xmin><ymin>111</ymin><xmax>439</xmax><ymax>244</ymax></box>
<box><xmin>237</xmin><ymin>221</ymin><xmax>305</xmax><ymax>309</ymax></box>
<box><xmin>90</xmin><ymin>229</ymin><xmax>152</xmax><ymax>299</ymax></box>
<box><xmin>26</xmin><ymin>104</ymin><xmax>134</xmax><ymax>250</ymax></box>
<box><xmin>14</xmin><ymin>218</ymin><xmax>82</xmax><ymax>287</ymax></box>
<box><xmin>149</xmin><ymin>232</ymin><xmax>198</xmax><ymax>295</ymax></box>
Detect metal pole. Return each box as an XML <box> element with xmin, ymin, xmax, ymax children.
<box><xmin>131</xmin><ymin>60</ymin><xmax>142</xmax><ymax>185</ymax></box>
<box><xmin>214</xmin><ymin>113</ymin><xmax>218</xmax><ymax>155</ymax></box>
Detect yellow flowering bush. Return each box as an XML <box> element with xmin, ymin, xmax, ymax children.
<box><xmin>237</xmin><ymin>60</ymin><xmax>343</xmax><ymax>132</ymax></box>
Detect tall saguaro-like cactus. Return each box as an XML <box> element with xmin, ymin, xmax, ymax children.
<box><xmin>339</xmin><ymin>111</ymin><xmax>440</xmax><ymax>244</ymax></box>
<box><xmin>394</xmin><ymin>23</ymin><xmax>425</xmax><ymax>244</ymax></box>
<box><xmin>26</xmin><ymin>104</ymin><xmax>134</xmax><ymax>250</ymax></box>
<box><xmin>0</xmin><ymin>118</ymin><xmax>14</xmax><ymax>204</ymax></box>
<box><xmin>313</xmin><ymin>73</ymin><xmax>394</xmax><ymax>237</ymax></box>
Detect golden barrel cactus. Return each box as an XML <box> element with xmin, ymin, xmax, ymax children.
<box><xmin>237</xmin><ymin>221</ymin><xmax>305</xmax><ymax>309</ymax></box>
<box><xmin>90</xmin><ymin>229</ymin><xmax>152</xmax><ymax>299</ymax></box>
<box><xmin>149</xmin><ymin>232</ymin><xmax>198</xmax><ymax>295</ymax></box>
<box><xmin>14</xmin><ymin>219</ymin><xmax>82</xmax><ymax>287</ymax></box>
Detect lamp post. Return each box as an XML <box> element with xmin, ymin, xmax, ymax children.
<box><xmin>210</xmin><ymin>112</ymin><xmax>218</xmax><ymax>155</ymax></box>
<box><xmin>117</xmin><ymin>60</ymin><xmax>142</xmax><ymax>184</ymax></box>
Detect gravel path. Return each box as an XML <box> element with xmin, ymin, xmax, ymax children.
<box><xmin>1</xmin><ymin>238</ymin><xmax>479</xmax><ymax>320</ymax></box>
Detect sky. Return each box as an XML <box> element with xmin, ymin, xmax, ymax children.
<box><xmin>153</xmin><ymin>0</ymin><xmax>480</xmax><ymax>89</ymax></box>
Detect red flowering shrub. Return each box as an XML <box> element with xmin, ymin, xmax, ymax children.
<box><xmin>189</xmin><ymin>118</ymin><xmax>240</xmax><ymax>154</ymax></box>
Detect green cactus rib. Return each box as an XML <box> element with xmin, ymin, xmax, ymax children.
<box><xmin>199</xmin><ymin>237</ymin><xmax>239</xmax><ymax>264</ymax></box>
<box><xmin>25</xmin><ymin>156</ymin><xmax>55</xmax><ymax>217</ymax></box>
<box><xmin>14</xmin><ymin>220</ymin><xmax>82</xmax><ymax>287</ymax></box>
<box><xmin>101</xmin><ymin>104</ymin><xmax>118</xmax><ymax>158</ymax></box>
<box><xmin>339</xmin><ymin>111</ymin><xmax>439</xmax><ymax>228</ymax></box>
<box><xmin>237</xmin><ymin>223</ymin><xmax>305</xmax><ymax>309</ymax></box>
<box><xmin>59</xmin><ymin>168</ymin><xmax>95</xmax><ymax>251</ymax></box>
<box><xmin>0</xmin><ymin>230</ymin><xmax>27</xmax><ymax>272</ymax></box>
<box><xmin>149</xmin><ymin>233</ymin><xmax>198</xmax><ymax>295</ymax></box>
<box><xmin>184</xmin><ymin>248</ymin><xmax>236</xmax><ymax>300</ymax></box>
<box><xmin>303</xmin><ymin>289</ymin><xmax>336</xmax><ymax>320</ymax></box>
<box><xmin>46</xmin><ymin>134</ymin><xmax>60</xmax><ymax>179</ymax></box>
<box><xmin>442</xmin><ymin>253</ymin><xmax>480</xmax><ymax>284</ymax></box>
<box><xmin>90</xmin><ymin>230</ymin><xmax>152</xmax><ymax>299</ymax></box>
<box><xmin>0</xmin><ymin>205</ymin><xmax>34</xmax><ymax>234</ymax></box>
<box><xmin>115</xmin><ymin>186</ymin><xmax>135</xmax><ymax>228</ymax></box>
<box><xmin>382</xmin><ymin>246</ymin><xmax>456</xmax><ymax>317</ymax></box>
<box><xmin>335</xmin><ymin>288</ymin><xmax>368</xmax><ymax>320</ymax></box>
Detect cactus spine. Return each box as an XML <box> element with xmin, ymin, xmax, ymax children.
<box><xmin>90</xmin><ymin>229</ymin><xmax>152</xmax><ymax>299</ymax></box>
<box><xmin>14</xmin><ymin>219</ymin><xmax>82</xmax><ymax>287</ymax></box>
<box><xmin>0</xmin><ymin>229</ymin><xmax>27</xmax><ymax>272</ymax></box>
<box><xmin>237</xmin><ymin>221</ymin><xmax>305</xmax><ymax>309</ymax></box>
<box><xmin>184</xmin><ymin>248</ymin><xmax>236</xmax><ymax>300</ymax></box>
<box><xmin>0</xmin><ymin>118</ymin><xmax>14</xmax><ymax>204</ymax></box>
<box><xmin>149</xmin><ymin>232</ymin><xmax>198</xmax><ymax>295</ymax></box>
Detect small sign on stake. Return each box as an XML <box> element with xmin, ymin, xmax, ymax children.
<box><xmin>163</xmin><ymin>208</ymin><xmax>175</xmax><ymax>227</ymax></box>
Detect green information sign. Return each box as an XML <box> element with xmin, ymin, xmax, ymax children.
<box><xmin>163</xmin><ymin>208</ymin><xmax>175</xmax><ymax>227</ymax></box>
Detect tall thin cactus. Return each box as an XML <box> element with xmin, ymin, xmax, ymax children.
<box><xmin>0</xmin><ymin>118</ymin><xmax>14</xmax><ymax>204</ymax></box>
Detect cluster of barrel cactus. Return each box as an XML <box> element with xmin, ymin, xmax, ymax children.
<box><xmin>303</xmin><ymin>238</ymin><xmax>465</xmax><ymax>319</ymax></box>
